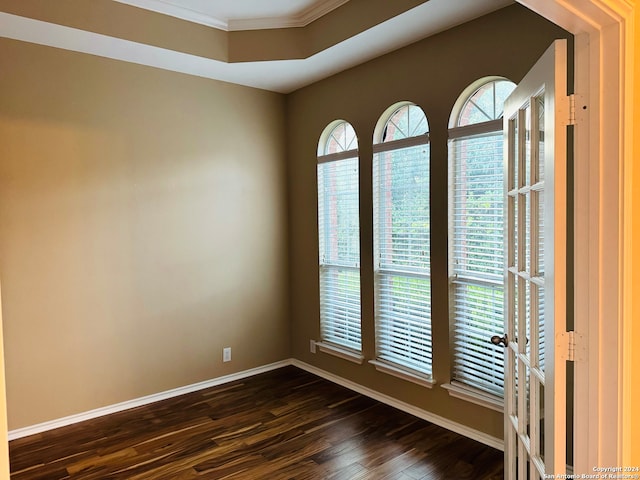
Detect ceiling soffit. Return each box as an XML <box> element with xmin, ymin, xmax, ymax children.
<box><xmin>0</xmin><ymin>0</ymin><xmax>514</xmax><ymax>92</ymax></box>
<box><xmin>0</xmin><ymin>0</ymin><xmax>442</xmax><ymax>63</ymax></box>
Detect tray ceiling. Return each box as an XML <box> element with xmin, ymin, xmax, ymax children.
<box><xmin>113</xmin><ymin>0</ymin><xmax>350</xmax><ymax>30</ymax></box>
<box><xmin>0</xmin><ymin>0</ymin><xmax>514</xmax><ymax>93</ymax></box>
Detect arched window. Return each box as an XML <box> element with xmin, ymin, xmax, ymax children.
<box><xmin>447</xmin><ymin>78</ymin><xmax>516</xmax><ymax>398</ymax></box>
<box><xmin>371</xmin><ymin>103</ymin><xmax>432</xmax><ymax>383</ymax></box>
<box><xmin>317</xmin><ymin>121</ymin><xmax>361</xmax><ymax>353</ymax></box>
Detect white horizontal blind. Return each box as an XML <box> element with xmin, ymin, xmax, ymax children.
<box><xmin>373</xmin><ymin>104</ymin><xmax>431</xmax><ymax>376</ymax></box>
<box><xmin>317</xmin><ymin>122</ymin><xmax>361</xmax><ymax>351</ymax></box>
<box><xmin>450</xmin><ymin>133</ymin><xmax>505</xmax><ymax>394</ymax></box>
<box><xmin>449</xmin><ymin>79</ymin><xmax>515</xmax><ymax>396</ymax></box>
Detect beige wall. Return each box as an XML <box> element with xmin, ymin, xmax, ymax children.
<box><xmin>0</xmin><ymin>38</ymin><xmax>289</xmax><ymax>430</ymax></box>
<box><xmin>286</xmin><ymin>4</ymin><xmax>572</xmax><ymax>439</ymax></box>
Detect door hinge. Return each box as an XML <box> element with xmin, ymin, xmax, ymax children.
<box><xmin>568</xmin><ymin>93</ymin><xmax>587</xmax><ymax>126</ymax></box>
<box><xmin>568</xmin><ymin>94</ymin><xmax>577</xmax><ymax>126</ymax></box>
<box><xmin>567</xmin><ymin>330</ymin><xmax>576</xmax><ymax>361</ymax></box>
<box><xmin>558</xmin><ymin>330</ymin><xmax>584</xmax><ymax>362</ymax></box>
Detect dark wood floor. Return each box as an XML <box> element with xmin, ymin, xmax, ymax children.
<box><xmin>9</xmin><ymin>366</ymin><xmax>503</xmax><ymax>479</ymax></box>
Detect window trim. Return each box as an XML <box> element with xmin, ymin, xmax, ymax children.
<box><xmin>369</xmin><ymin>359</ymin><xmax>435</xmax><ymax>388</ymax></box>
<box><xmin>317</xmin><ymin>148</ymin><xmax>359</xmax><ymax>164</ymax></box>
<box><xmin>316</xmin><ymin>342</ymin><xmax>365</xmax><ymax>364</ymax></box>
<box><xmin>372</xmin><ymin>133</ymin><xmax>430</xmax><ymax>153</ymax></box>
<box><xmin>441</xmin><ymin>382</ymin><xmax>503</xmax><ymax>412</ymax></box>
<box><xmin>448</xmin><ymin>119</ymin><xmax>502</xmax><ymax>140</ymax></box>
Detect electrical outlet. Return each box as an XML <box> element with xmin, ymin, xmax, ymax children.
<box><xmin>223</xmin><ymin>347</ymin><xmax>231</xmax><ymax>362</ymax></box>
<box><xmin>310</xmin><ymin>340</ymin><xmax>316</xmax><ymax>354</ymax></box>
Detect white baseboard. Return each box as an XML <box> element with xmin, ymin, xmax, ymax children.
<box><xmin>291</xmin><ymin>359</ymin><xmax>504</xmax><ymax>451</ymax></box>
<box><xmin>9</xmin><ymin>358</ymin><xmax>504</xmax><ymax>452</ymax></box>
<box><xmin>8</xmin><ymin>360</ymin><xmax>290</xmax><ymax>441</ymax></box>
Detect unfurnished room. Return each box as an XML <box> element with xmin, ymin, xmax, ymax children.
<box><xmin>0</xmin><ymin>1</ymin><xmax>638</xmax><ymax>478</ymax></box>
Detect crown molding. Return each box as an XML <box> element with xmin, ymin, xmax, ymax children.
<box><xmin>112</xmin><ymin>0</ymin><xmax>227</xmax><ymax>29</ymax></box>
<box><xmin>228</xmin><ymin>0</ymin><xmax>350</xmax><ymax>31</ymax></box>
<box><xmin>297</xmin><ymin>0</ymin><xmax>351</xmax><ymax>26</ymax></box>
<box><xmin>113</xmin><ymin>0</ymin><xmax>350</xmax><ymax>32</ymax></box>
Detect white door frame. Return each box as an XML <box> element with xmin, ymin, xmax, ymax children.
<box><xmin>517</xmin><ymin>0</ymin><xmax>635</xmax><ymax>470</ymax></box>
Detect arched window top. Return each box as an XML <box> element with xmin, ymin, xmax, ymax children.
<box><xmin>374</xmin><ymin>103</ymin><xmax>428</xmax><ymax>144</ymax></box>
<box><xmin>318</xmin><ymin>120</ymin><xmax>357</xmax><ymax>157</ymax></box>
<box><xmin>450</xmin><ymin>78</ymin><xmax>516</xmax><ymax>128</ymax></box>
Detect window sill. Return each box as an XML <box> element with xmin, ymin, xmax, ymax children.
<box><xmin>316</xmin><ymin>342</ymin><xmax>364</xmax><ymax>365</ymax></box>
<box><xmin>441</xmin><ymin>382</ymin><xmax>504</xmax><ymax>412</ymax></box>
<box><xmin>369</xmin><ymin>360</ymin><xmax>435</xmax><ymax>389</ymax></box>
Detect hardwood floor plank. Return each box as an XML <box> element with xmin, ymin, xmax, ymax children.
<box><xmin>9</xmin><ymin>366</ymin><xmax>503</xmax><ymax>479</ymax></box>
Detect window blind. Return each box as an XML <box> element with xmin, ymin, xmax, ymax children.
<box><xmin>450</xmin><ymin>131</ymin><xmax>505</xmax><ymax>395</ymax></box>
<box><xmin>373</xmin><ymin>142</ymin><xmax>431</xmax><ymax>376</ymax></box>
<box><xmin>317</xmin><ymin>155</ymin><xmax>361</xmax><ymax>351</ymax></box>
<box><xmin>448</xmin><ymin>79</ymin><xmax>518</xmax><ymax>397</ymax></box>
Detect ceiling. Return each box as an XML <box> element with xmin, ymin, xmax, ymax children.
<box><xmin>113</xmin><ymin>0</ymin><xmax>351</xmax><ymax>30</ymax></box>
<box><xmin>0</xmin><ymin>0</ymin><xmax>514</xmax><ymax>93</ymax></box>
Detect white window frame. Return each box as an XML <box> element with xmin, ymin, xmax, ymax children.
<box><xmin>371</xmin><ymin>102</ymin><xmax>434</xmax><ymax>386</ymax></box>
<box><xmin>316</xmin><ymin>121</ymin><xmax>362</xmax><ymax>360</ymax></box>
<box><xmin>444</xmin><ymin>78</ymin><xmax>515</xmax><ymax>406</ymax></box>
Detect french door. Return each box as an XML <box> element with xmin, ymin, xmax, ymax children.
<box><xmin>500</xmin><ymin>39</ymin><xmax>569</xmax><ymax>478</ymax></box>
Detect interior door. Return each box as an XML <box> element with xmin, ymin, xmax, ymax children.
<box><xmin>501</xmin><ymin>39</ymin><xmax>569</xmax><ymax>478</ymax></box>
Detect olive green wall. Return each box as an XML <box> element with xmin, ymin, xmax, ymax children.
<box><xmin>286</xmin><ymin>4</ymin><xmax>572</xmax><ymax>439</ymax></box>
<box><xmin>0</xmin><ymin>38</ymin><xmax>289</xmax><ymax>430</ymax></box>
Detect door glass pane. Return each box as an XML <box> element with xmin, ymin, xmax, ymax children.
<box><xmin>531</xmin><ymin>100</ymin><xmax>539</xmax><ymax>185</ymax></box>
<box><xmin>538</xmin><ymin>285</ymin><xmax>545</xmax><ymax>370</ymax></box>
<box><xmin>511</xmin><ymin>117</ymin><xmax>518</xmax><ymax>190</ymax></box>
<box><xmin>537</xmin><ymin>186</ymin><xmax>545</xmax><ymax>371</ymax></box>
<box><xmin>513</xmin><ymin>193</ymin><xmax>519</xmax><ymax>269</ymax></box>
<box><xmin>539</xmin><ymin>382</ymin><xmax>545</xmax><ymax>462</ymax></box>
<box><xmin>538</xmin><ymin>190</ymin><xmax>545</xmax><ymax>276</ymax></box>
<box><xmin>525</xmin><ymin>104</ymin><xmax>532</xmax><ymax>186</ymax></box>
<box><xmin>513</xmin><ymin>348</ymin><xmax>519</xmax><ymax>418</ymax></box>
<box><xmin>537</xmin><ymin>95</ymin><xmax>545</xmax><ymax>182</ymax></box>
<box><xmin>518</xmin><ymin>110</ymin><xmax>525</xmax><ymax>189</ymax></box>
<box><xmin>525</xmin><ymin>365</ymin><xmax>531</xmax><ymax>430</ymax></box>
<box><xmin>526</xmin><ymin>295</ymin><xmax>532</xmax><ymax>360</ymax></box>
<box><xmin>525</xmin><ymin>193</ymin><xmax>531</xmax><ymax>275</ymax></box>
<box><xmin>518</xmin><ymin>194</ymin><xmax>525</xmax><ymax>270</ymax></box>
<box><xmin>517</xmin><ymin>277</ymin><xmax>527</xmax><ymax>348</ymax></box>
<box><xmin>531</xmin><ymin>191</ymin><xmax>540</xmax><ymax>276</ymax></box>
<box><xmin>520</xmin><ymin>277</ymin><xmax>530</xmax><ymax>358</ymax></box>
<box><xmin>512</xmin><ymin>273</ymin><xmax>518</xmax><ymax>339</ymax></box>
<box><xmin>530</xmin><ymin>283</ymin><xmax>540</xmax><ymax>364</ymax></box>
